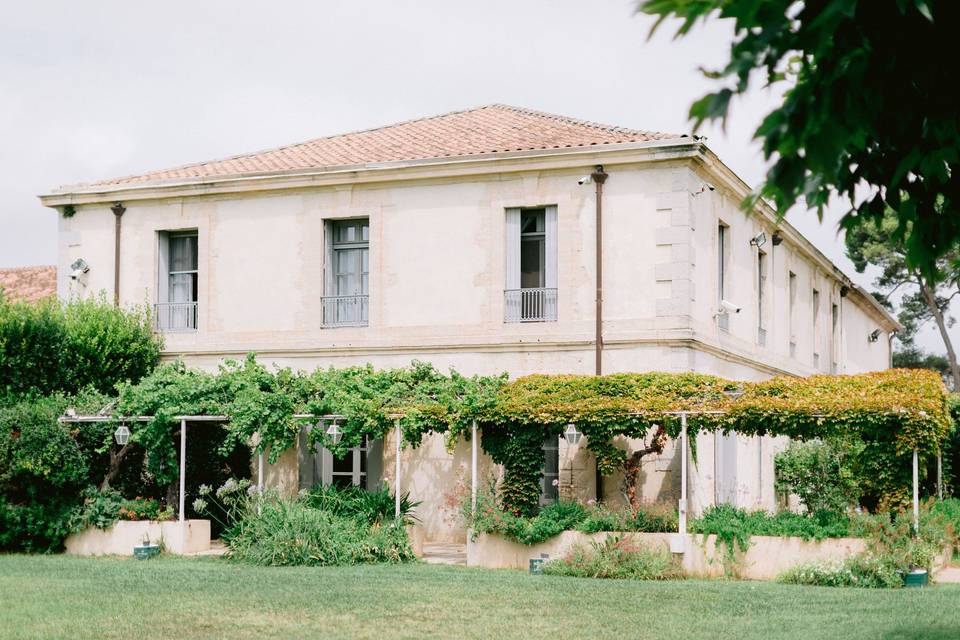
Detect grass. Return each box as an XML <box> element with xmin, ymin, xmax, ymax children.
<box><xmin>1</xmin><ymin>556</ymin><xmax>960</xmax><ymax>640</ymax></box>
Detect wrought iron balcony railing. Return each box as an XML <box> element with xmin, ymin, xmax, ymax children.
<box><xmin>154</xmin><ymin>302</ymin><xmax>198</xmax><ymax>332</ymax></box>
<box><xmin>504</xmin><ymin>288</ymin><xmax>558</xmax><ymax>323</ymax></box>
<box><xmin>322</xmin><ymin>295</ymin><xmax>369</xmax><ymax>328</ymax></box>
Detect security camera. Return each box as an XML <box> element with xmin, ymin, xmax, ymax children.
<box><xmin>691</xmin><ymin>183</ymin><xmax>716</xmax><ymax>196</ymax></box>
<box><xmin>578</xmin><ymin>175</ymin><xmax>592</xmax><ymax>185</ymax></box>
<box><xmin>719</xmin><ymin>299</ymin><xmax>741</xmax><ymax>314</ymax></box>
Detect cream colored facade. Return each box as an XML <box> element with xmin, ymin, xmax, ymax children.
<box><xmin>42</xmin><ymin>139</ymin><xmax>899</xmax><ymax>543</ymax></box>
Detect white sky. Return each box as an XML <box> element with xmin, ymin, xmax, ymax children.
<box><xmin>0</xmin><ymin>0</ymin><xmax>951</xmax><ymax>353</ymax></box>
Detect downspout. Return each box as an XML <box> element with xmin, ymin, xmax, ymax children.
<box><xmin>592</xmin><ymin>165</ymin><xmax>608</xmax><ymax>376</ymax></box>
<box><xmin>591</xmin><ymin>165</ymin><xmax>608</xmax><ymax>503</ymax></box>
<box><xmin>111</xmin><ymin>202</ymin><xmax>126</xmax><ymax>307</ymax></box>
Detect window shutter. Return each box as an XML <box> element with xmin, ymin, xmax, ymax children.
<box><xmin>545</xmin><ymin>205</ymin><xmax>558</xmax><ymax>289</ymax></box>
<box><xmin>157</xmin><ymin>232</ymin><xmax>170</xmax><ymax>303</ymax></box>
<box><xmin>323</xmin><ymin>220</ymin><xmax>334</xmax><ymax>297</ymax></box>
<box><xmin>505</xmin><ymin>208</ymin><xmax>521</xmax><ymax>290</ymax></box>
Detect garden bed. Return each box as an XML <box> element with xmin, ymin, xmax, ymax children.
<box><xmin>468</xmin><ymin>531</ymin><xmax>867</xmax><ymax>579</ymax></box>
<box><xmin>65</xmin><ymin>520</ymin><xmax>211</xmax><ymax>556</ymax></box>
<box><xmin>468</xmin><ymin>531</ymin><xmax>954</xmax><ymax>580</ymax></box>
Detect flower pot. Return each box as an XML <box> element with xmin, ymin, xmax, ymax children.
<box><xmin>133</xmin><ymin>544</ymin><xmax>160</xmax><ymax>560</ymax></box>
<box><xmin>903</xmin><ymin>568</ymin><xmax>928</xmax><ymax>588</ymax></box>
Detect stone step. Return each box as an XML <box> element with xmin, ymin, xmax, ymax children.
<box><xmin>422</xmin><ymin>542</ymin><xmax>467</xmax><ymax>566</ymax></box>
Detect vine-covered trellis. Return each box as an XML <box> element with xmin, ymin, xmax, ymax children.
<box><xmin>75</xmin><ymin>355</ymin><xmax>951</xmax><ymax>517</ymax></box>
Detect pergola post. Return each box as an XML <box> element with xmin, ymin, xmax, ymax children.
<box><xmin>679</xmin><ymin>412</ymin><xmax>688</xmax><ymax>535</ymax></box>
<box><xmin>912</xmin><ymin>449</ymin><xmax>920</xmax><ymax>534</ymax></box>
<box><xmin>257</xmin><ymin>450</ymin><xmax>265</xmax><ymax>493</ymax></box>
<box><xmin>937</xmin><ymin>452</ymin><xmax>943</xmax><ymax>501</ymax></box>
<box><xmin>179</xmin><ymin>418</ymin><xmax>187</xmax><ymax>524</ymax></box>
<box><xmin>395</xmin><ymin>418</ymin><xmax>402</xmax><ymax>519</ymax></box>
<box><xmin>471</xmin><ymin>419</ymin><xmax>478</xmax><ymax>514</ymax></box>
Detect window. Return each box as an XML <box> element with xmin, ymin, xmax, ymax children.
<box><xmin>505</xmin><ymin>206</ymin><xmax>557</xmax><ymax>322</ymax></box>
<box><xmin>323</xmin><ymin>219</ymin><xmax>369</xmax><ymax>327</ymax></box>
<box><xmin>812</xmin><ymin>288</ymin><xmax>821</xmax><ymax>367</ymax></box>
<box><xmin>788</xmin><ymin>272</ymin><xmax>797</xmax><ymax>357</ymax></box>
<box><xmin>831</xmin><ymin>302</ymin><xmax>840</xmax><ymax>373</ymax></box>
<box><xmin>757</xmin><ymin>250</ymin><xmax>767</xmax><ymax>346</ymax></box>
<box><xmin>156</xmin><ymin>230</ymin><xmax>198</xmax><ymax>331</ymax></box>
<box><xmin>298</xmin><ymin>426</ymin><xmax>383</xmax><ymax>491</ymax></box>
<box><xmin>540</xmin><ymin>434</ymin><xmax>560</xmax><ymax>505</ymax></box>
<box><xmin>717</xmin><ymin>223</ymin><xmax>730</xmax><ymax>331</ymax></box>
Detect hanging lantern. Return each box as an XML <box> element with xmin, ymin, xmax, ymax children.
<box><xmin>563</xmin><ymin>423</ymin><xmax>582</xmax><ymax>445</ymax></box>
<box><xmin>325</xmin><ymin>421</ymin><xmax>342</xmax><ymax>445</ymax></box>
<box><xmin>114</xmin><ymin>424</ymin><xmax>130</xmax><ymax>446</ymax></box>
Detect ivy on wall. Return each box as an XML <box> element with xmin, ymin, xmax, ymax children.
<box><xmin>98</xmin><ymin>357</ymin><xmax>949</xmax><ymax>515</ymax></box>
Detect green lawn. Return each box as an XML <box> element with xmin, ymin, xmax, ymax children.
<box><xmin>1</xmin><ymin>556</ymin><xmax>958</xmax><ymax>640</ymax></box>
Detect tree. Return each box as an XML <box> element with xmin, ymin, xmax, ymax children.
<box><xmin>893</xmin><ymin>345</ymin><xmax>953</xmax><ymax>390</ymax></box>
<box><xmin>844</xmin><ymin>209</ymin><xmax>960</xmax><ymax>385</ymax></box>
<box><xmin>639</xmin><ymin>0</ymin><xmax>960</xmax><ymax>275</ymax></box>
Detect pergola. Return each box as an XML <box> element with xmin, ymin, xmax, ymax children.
<box><xmin>62</xmin><ymin>408</ymin><xmax>932</xmax><ymax>535</ymax></box>
<box><xmin>59</xmin><ymin>413</ymin><xmax>407</xmax><ymax>523</ymax></box>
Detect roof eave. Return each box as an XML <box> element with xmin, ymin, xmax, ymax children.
<box><xmin>38</xmin><ymin>137</ymin><xmax>694</xmax><ymax>207</ymax></box>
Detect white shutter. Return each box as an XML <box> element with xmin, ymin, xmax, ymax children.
<box><xmin>545</xmin><ymin>205</ymin><xmax>558</xmax><ymax>289</ymax></box>
<box><xmin>505</xmin><ymin>208</ymin><xmax>521</xmax><ymax>290</ymax></box>
<box><xmin>323</xmin><ymin>221</ymin><xmax>334</xmax><ymax>297</ymax></box>
<box><xmin>157</xmin><ymin>232</ymin><xmax>169</xmax><ymax>303</ymax></box>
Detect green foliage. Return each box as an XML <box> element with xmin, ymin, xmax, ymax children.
<box><xmin>220</xmin><ymin>494</ymin><xmax>415</xmax><ymax>566</ymax></box>
<box><xmin>777</xmin><ymin>555</ymin><xmax>904</xmax><ymax>589</ymax></box>
<box><xmin>639</xmin><ymin>0</ymin><xmax>959</xmax><ymax>274</ymax></box>
<box><xmin>690</xmin><ymin>505</ymin><xmax>855</xmax><ymax>561</ymax></box>
<box><xmin>0</xmin><ymin>391</ymin><xmax>113</xmax><ymax>551</ymax></box>
<box><xmin>464</xmin><ymin>488</ymin><xmax>678</xmax><ymax>545</ymax></box>
<box><xmin>303</xmin><ymin>483</ymin><xmax>420</xmax><ymax>526</ymax></box>
<box><xmin>775</xmin><ymin>440</ymin><xmax>860</xmax><ymax>513</ymax></box>
<box><xmin>0</xmin><ymin>295</ymin><xmax>161</xmax><ymax>399</ymax></box>
<box><xmin>479</xmin><ymin>425</ymin><xmax>549</xmax><ymax>516</ymax></box>
<box><xmin>542</xmin><ymin>535</ymin><xmax>683</xmax><ymax>580</ymax></box>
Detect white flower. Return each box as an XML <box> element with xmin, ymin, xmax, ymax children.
<box><xmin>198</xmin><ymin>484</ymin><xmax>212</xmax><ymax>496</ymax></box>
<box><xmin>192</xmin><ymin>498</ymin><xmax>208</xmax><ymax>512</ymax></box>
<box><xmin>551</xmin><ymin>479</ymin><xmax>559</xmax><ymax>487</ymax></box>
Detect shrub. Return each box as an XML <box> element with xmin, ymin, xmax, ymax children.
<box><xmin>578</xmin><ymin>502</ymin><xmax>678</xmax><ymax>534</ymax></box>
<box><xmin>223</xmin><ymin>495</ymin><xmax>415</xmax><ymax>566</ymax></box>
<box><xmin>0</xmin><ymin>392</ymin><xmax>112</xmax><ymax>551</ymax></box>
<box><xmin>775</xmin><ymin>439</ymin><xmax>860</xmax><ymax>513</ymax></box>
<box><xmin>777</xmin><ymin>554</ymin><xmax>903</xmax><ymax>589</ymax></box>
<box><xmin>0</xmin><ymin>295</ymin><xmax>161</xmax><ymax>399</ymax></box>
<box><xmin>542</xmin><ymin>536</ymin><xmax>683</xmax><ymax>580</ymax></box>
<box><xmin>304</xmin><ymin>483</ymin><xmax>420</xmax><ymax>525</ymax></box>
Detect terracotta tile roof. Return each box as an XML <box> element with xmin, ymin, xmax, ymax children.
<box><xmin>0</xmin><ymin>266</ymin><xmax>57</xmax><ymax>304</ymax></box>
<box><xmin>70</xmin><ymin>104</ymin><xmax>683</xmax><ymax>190</ymax></box>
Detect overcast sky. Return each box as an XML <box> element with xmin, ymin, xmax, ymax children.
<box><xmin>0</xmin><ymin>0</ymin><xmax>951</xmax><ymax>353</ymax></box>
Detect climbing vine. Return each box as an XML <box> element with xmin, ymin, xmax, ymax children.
<box><xmin>91</xmin><ymin>357</ymin><xmax>949</xmax><ymax>513</ymax></box>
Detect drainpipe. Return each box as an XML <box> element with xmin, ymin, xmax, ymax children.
<box><xmin>111</xmin><ymin>202</ymin><xmax>126</xmax><ymax>307</ymax></box>
<box><xmin>591</xmin><ymin>165</ymin><xmax>608</xmax><ymax>503</ymax></box>
<box><xmin>592</xmin><ymin>165</ymin><xmax>608</xmax><ymax>376</ymax></box>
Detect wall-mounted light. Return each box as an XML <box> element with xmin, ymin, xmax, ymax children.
<box><xmin>749</xmin><ymin>232</ymin><xmax>767</xmax><ymax>248</ymax></box>
<box><xmin>69</xmin><ymin>258</ymin><xmax>90</xmax><ymax>283</ymax></box>
<box><xmin>868</xmin><ymin>329</ymin><xmax>881</xmax><ymax>343</ymax></box>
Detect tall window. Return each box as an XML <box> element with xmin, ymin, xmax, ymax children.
<box><xmin>757</xmin><ymin>250</ymin><xmax>767</xmax><ymax>345</ymax></box>
<box><xmin>540</xmin><ymin>434</ymin><xmax>560</xmax><ymax>505</ymax></box>
<box><xmin>717</xmin><ymin>223</ymin><xmax>730</xmax><ymax>330</ymax></box>
<box><xmin>157</xmin><ymin>230</ymin><xmax>198</xmax><ymax>331</ymax></box>
<box><xmin>812</xmin><ymin>288</ymin><xmax>821</xmax><ymax>368</ymax></box>
<box><xmin>323</xmin><ymin>219</ymin><xmax>369</xmax><ymax>327</ymax></box>
<box><xmin>831</xmin><ymin>302</ymin><xmax>840</xmax><ymax>373</ymax></box>
<box><xmin>505</xmin><ymin>206</ymin><xmax>557</xmax><ymax>322</ymax></box>
<box><xmin>788</xmin><ymin>271</ymin><xmax>797</xmax><ymax>357</ymax></box>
